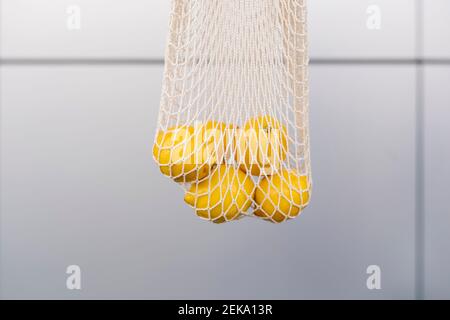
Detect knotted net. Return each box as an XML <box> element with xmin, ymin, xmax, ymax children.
<box><xmin>153</xmin><ymin>0</ymin><xmax>312</xmax><ymax>223</ymax></box>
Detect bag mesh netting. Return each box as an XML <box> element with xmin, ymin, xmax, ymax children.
<box><xmin>153</xmin><ymin>0</ymin><xmax>311</xmax><ymax>224</ymax></box>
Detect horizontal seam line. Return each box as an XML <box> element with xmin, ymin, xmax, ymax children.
<box><xmin>1</xmin><ymin>58</ymin><xmax>450</xmax><ymax>66</ymax></box>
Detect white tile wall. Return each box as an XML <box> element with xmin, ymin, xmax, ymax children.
<box><xmin>424</xmin><ymin>66</ymin><xmax>450</xmax><ymax>299</ymax></box>
<box><xmin>0</xmin><ymin>65</ymin><xmax>416</xmax><ymax>299</ymax></box>
<box><xmin>0</xmin><ymin>0</ymin><xmax>170</xmax><ymax>59</ymax></box>
<box><xmin>423</xmin><ymin>0</ymin><xmax>450</xmax><ymax>58</ymax></box>
<box><xmin>0</xmin><ymin>0</ymin><xmax>417</xmax><ymax>60</ymax></box>
<box><xmin>1</xmin><ymin>0</ymin><xmax>449</xmax><ymax>300</ymax></box>
<box><xmin>0</xmin><ymin>66</ymin><xmax>164</xmax><ymax>298</ymax></box>
<box><xmin>307</xmin><ymin>65</ymin><xmax>416</xmax><ymax>299</ymax></box>
<box><xmin>308</xmin><ymin>0</ymin><xmax>416</xmax><ymax>58</ymax></box>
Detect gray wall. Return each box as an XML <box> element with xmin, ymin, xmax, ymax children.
<box><xmin>0</xmin><ymin>0</ymin><xmax>449</xmax><ymax>299</ymax></box>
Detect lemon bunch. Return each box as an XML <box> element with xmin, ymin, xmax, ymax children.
<box><xmin>153</xmin><ymin>116</ymin><xmax>310</xmax><ymax>224</ymax></box>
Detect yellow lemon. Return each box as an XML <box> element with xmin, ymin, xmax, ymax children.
<box><xmin>153</xmin><ymin>122</ymin><xmax>231</xmax><ymax>183</ymax></box>
<box><xmin>193</xmin><ymin>120</ymin><xmax>233</xmax><ymax>165</ymax></box>
<box><xmin>152</xmin><ymin>125</ymin><xmax>210</xmax><ymax>183</ymax></box>
<box><xmin>184</xmin><ymin>165</ymin><xmax>255</xmax><ymax>222</ymax></box>
<box><xmin>254</xmin><ymin>169</ymin><xmax>310</xmax><ymax>223</ymax></box>
<box><xmin>235</xmin><ymin>115</ymin><xmax>288</xmax><ymax>176</ymax></box>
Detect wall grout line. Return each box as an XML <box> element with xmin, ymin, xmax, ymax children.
<box><xmin>1</xmin><ymin>58</ymin><xmax>450</xmax><ymax>66</ymax></box>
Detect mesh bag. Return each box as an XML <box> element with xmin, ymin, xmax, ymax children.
<box><xmin>153</xmin><ymin>0</ymin><xmax>312</xmax><ymax>224</ymax></box>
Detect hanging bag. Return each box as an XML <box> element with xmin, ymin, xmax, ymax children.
<box><xmin>153</xmin><ymin>0</ymin><xmax>312</xmax><ymax>224</ymax></box>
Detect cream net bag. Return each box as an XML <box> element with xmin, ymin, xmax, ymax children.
<box><xmin>153</xmin><ymin>0</ymin><xmax>311</xmax><ymax>224</ymax></box>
